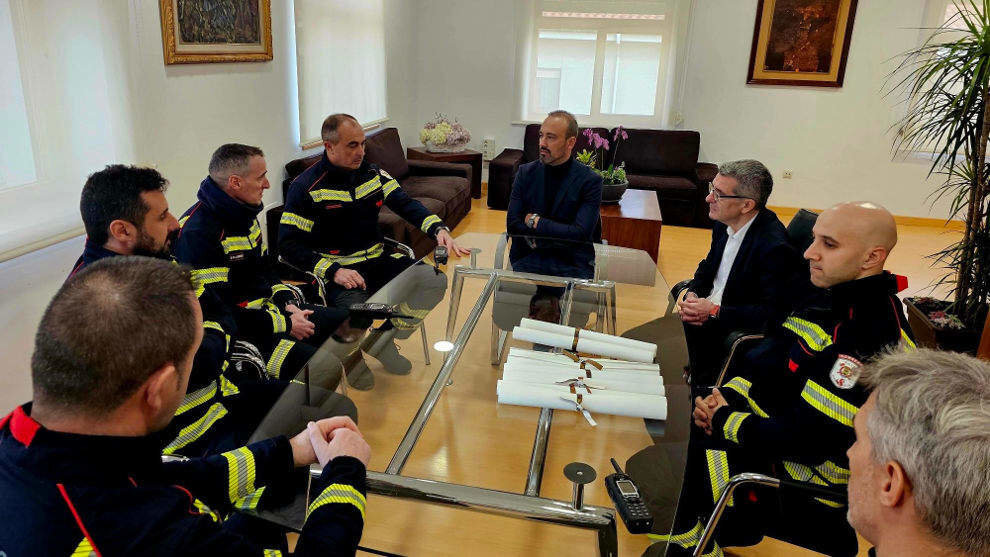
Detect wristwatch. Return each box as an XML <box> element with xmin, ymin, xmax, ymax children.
<box><xmin>526</xmin><ymin>214</ymin><xmax>539</xmax><ymax>228</ymax></box>
<box><xmin>435</xmin><ymin>225</ymin><xmax>451</xmax><ymax>238</ymax></box>
<box><xmin>709</xmin><ymin>304</ymin><xmax>721</xmax><ymax>320</ymax></box>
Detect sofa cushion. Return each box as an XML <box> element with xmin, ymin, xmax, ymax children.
<box><xmin>619</xmin><ymin>129</ymin><xmax>700</xmax><ymax>175</ymax></box>
<box><xmin>365</xmin><ymin>127</ymin><xmax>410</xmax><ymax>180</ymax></box>
<box><xmin>401</xmin><ymin>175</ymin><xmax>470</xmax><ymax>209</ymax></box>
<box><xmin>627</xmin><ymin>173</ymin><xmax>696</xmax><ymax>195</ymax></box>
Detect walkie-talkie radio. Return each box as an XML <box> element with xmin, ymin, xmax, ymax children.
<box><xmin>605</xmin><ymin>458</ymin><xmax>653</xmax><ymax>534</ymax></box>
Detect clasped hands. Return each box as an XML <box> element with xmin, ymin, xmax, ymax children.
<box><xmin>693</xmin><ymin>388</ymin><xmax>728</xmax><ymax>436</ymax></box>
<box><xmin>288</xmin><ymin>416</ymin><xmax>371</xmax><ymax>468</ymax></box>
<box><xmin>678</xmin><ymin>291</ymin><xmax>716</xmax><ymax>326</ymax></box>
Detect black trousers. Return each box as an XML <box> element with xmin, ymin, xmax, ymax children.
<box><xmin>682</xmin><ymin>319</ymin><xmax>730</xmax><ymax>387</ymax></box>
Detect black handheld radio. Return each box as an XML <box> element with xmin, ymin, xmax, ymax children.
<box><xmin>605</xmin><ymin>458</ymin><xmax>654</xmax><ymax>534</ymax></box>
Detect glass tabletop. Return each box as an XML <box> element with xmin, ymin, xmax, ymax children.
<box><xmin>254</xmin><ymin>232</ymin><xmax>692</xmax><ymax>556</ymax></box>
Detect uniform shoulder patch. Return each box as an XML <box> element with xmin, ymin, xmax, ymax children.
<box><xmin>830</xmin><ymin>354</ymin><xmax>862</xmax><ymax>390</ymax></box>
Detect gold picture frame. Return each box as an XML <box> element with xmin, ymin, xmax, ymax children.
<box><xmin>159</xmin><ymin>0</ymin><xmax>273</xmax><ymax>65</ymax></box>
<box><xmin>747</xmin><ymin>0</ymin><xmax>858</xmax><ymax>87</ymax></box>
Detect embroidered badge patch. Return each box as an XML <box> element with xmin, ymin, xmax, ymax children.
<box><xmin>830</xmin><ymin>354</ymin><xmax>862</xmax><ymax>389</ymax></box>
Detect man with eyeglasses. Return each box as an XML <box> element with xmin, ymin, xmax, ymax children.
<box><xmin>677</xmin><ymin>159</ymin><xmax>805</xmax><ymax>386</ymax></box>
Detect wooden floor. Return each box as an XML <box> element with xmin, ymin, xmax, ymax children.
<box><xmin>345</xmin><ymin>192</ymin><xmax>960</xmax><ymax>557</ymax></box>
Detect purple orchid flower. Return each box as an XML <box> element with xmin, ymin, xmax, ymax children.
<box><xmin>613</xmin><ymin>126</ymin><xmax>628</xmax><ymax>141</ymax></box>
<box><xmin>601</xmin><ymin>138</ymin><xmax>610</xmax><ymax>151</ymax></box>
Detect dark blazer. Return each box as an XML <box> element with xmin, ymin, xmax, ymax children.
<box><xmin>506</xmin><ymin>160</ymin><xmax>603</xmax><ymax>278</ymax></box>
<box><xmin>689</xmin><ymin>208</ymin><xmax>805</xmax><ymax>332</ymax></box>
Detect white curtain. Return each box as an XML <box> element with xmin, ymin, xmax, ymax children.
<box><xmin>294</xmin><ymin>0</ymin><xmax>388</xmax><ymax>145</ymax></box>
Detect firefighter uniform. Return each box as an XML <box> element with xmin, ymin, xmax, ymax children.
<box><xmin>280</xmin><ymin>155</ymin><xmax>449</xmax><ymax>304</ymax></box>
<box><xmin>278</xmin><ymin>155</ymin><xmax>448</xmax><ymax>372</ymax></box>
<box><xmin>67</xmin><ymin>241</ymin><xmax>289</xmax><ymax>457</ymax></box>
<box><xmin>662</xmin><ymin>272</ymin><xmax>916</xmax><ymax>557</ymax></box>
<box><xmin>173</xmin><ymin>176</ymin><xmax>349</xmax><ymax>382</ymax></box>
<box><xmin>0</xmin><ymin>404</ymin><xmax>366</xmax><ymax>555</ymax></box>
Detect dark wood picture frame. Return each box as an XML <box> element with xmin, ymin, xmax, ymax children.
<box><xmin>159</xmin><ymin>0</ymin><xmax>273</xmax><ymax>65</ymax></box>
<box><xmin>746</xmin><ymin>0</ymin><xmax>858</xmax><ymax>87</ymax></box>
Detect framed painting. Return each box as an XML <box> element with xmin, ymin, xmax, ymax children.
<box><xmin>159</xmin><ymin>0</ymin><xmax>273</xmax><ymax>65</ymax></box>
<box><xmin>747</xmin><ymin>0</ymin><xmax>858</xmax><ymax>87</ymax></box>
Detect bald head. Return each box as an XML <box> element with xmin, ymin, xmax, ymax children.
<box><xmin>804</xmin><ymin>202</ymin><xmax>897</xmax><ymax>288</ymax></box>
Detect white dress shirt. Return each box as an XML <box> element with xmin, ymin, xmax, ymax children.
<box><xmin>707</xmin><ymin>215</ymin><xmax>757</xmax><ymax>305</ymax></box>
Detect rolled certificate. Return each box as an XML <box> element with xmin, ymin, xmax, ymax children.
<box><xmin>501</xmin><ymin>367</ymin><xmax>663</xmax><ymax>396</ymax></box>
<box><xmin>507</xmin><ymin>348</ymin><xmax>660</xmax><ymax>373</ymax></box>
<box><xmin>497</xmin><ymin>380</ymin><xmax>667</xmax><ymax>420</ymax></box>
<box><xmin>519</xmin><ymin>318</ymin><xmax>657</xmax><ymax>358</ymax></box>
<box><xmin>512</xmin><ymin>326</ymin><xmax>655</xmax><ymax>362</ymax></box>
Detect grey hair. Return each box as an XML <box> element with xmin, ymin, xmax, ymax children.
<box><xmin>717</xmin><ymin>159</ymin><xmax>773</xmax><ymax>207</ymax></box>
<box><xmin>208</xmin><ymin>143</ymin><xmax>264</xmax><ymax>186</ymax></box>
<box><xmin>858</xmin><ymin>348</ymin><xmax>990</xmax><ymax>555</ymax></box>
<box><xmin>321</xmin><ymin>113</ymin><xmax>359</xmax><ymax>143</ymax></box>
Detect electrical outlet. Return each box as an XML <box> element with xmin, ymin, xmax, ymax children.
<box><xmin>782</xmin><ymin>170</ymin><xmax>793</xmax><ymax>179</ymax></box>
<box><xmin>482</xmin><ymin>137</ymin><xmax>496</xmax><ymax>160</ymax></box>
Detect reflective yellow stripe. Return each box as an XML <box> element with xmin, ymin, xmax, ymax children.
<box><xmin>723</xmin><ymin>411</ymin><xmax>749</xmax><ymax>444</ymax></box>
<box><xmin>420</xmin><ymin>214</ymin><xmax>442</xmax><ymax>233</ymax></box>
<box><xmin>263</xmin><ymin>550</ymin><xmax>283</xmax><ymax>557</ymax></box>
<box><xmin>354</xmin><ymin>176</ymin><xmax>382</xmax><ymax>199</ymax></box>
<box><xmin>203</xmin><ymin>320</ymin><xmax>224</xmax><ymax>334</ymax></box>
<box><xmin>268</xmin><ymin>307</ymin><xmax>287</xmax><ymax>333</ymax></box>
<box><xmin>72</xmin><ymin>537</ymin><xmax>96</xmax><ymax>556</ymax></box>
<box><xmin>271</xmin><ymin>283</ymin><xmax>295</xmax><ymax>297</ymax></box>
<box><xmin>783</xmin><ymin>316</ymin><xmax>833</xmax><ymax>352</ymax></box>
<box><xmin>721</xmin><ymin>377</ymin><xmax>769</xmax><ymax>418</ymax></box>
<box><xmin>193</xmin><ymin>497</ymin><xmax>221</xmax><ymax>522</ymax></box>
<box><xmin>243</xmin><ymin>297</ymin><xmax>267</xmax><ymax>310</ymax></box>
<box><xmin>391</xmin><ymin>302</ymin><xmax>431</xmax><ymax>331</ymax></box>
<box><xmin>310</xmin><ymin>188</ymin><xmax>352</xmax><ymax>202</ymax></box>
<box><xmin>901</xmin><ymin>328</ymin><xmax>917</xmax><ymax>350</ymax></box>
<box><xmin>705</xmin><ymin>449</ymin><xmax>733</xmax><ymax>507</ymax></box>
<box><xmin>190</xmin><ymin>267</ymin><xmax>229</xmax><ymax>298</ymax></box>
<box><xmin>220</xmin><ymin>375</ymin><xmax>240</xmax><ymax>397</ymax></box>
<box><xmin>308</xmin><ymin>483</ymin><xmax>366</xmax><ymax>521</ymax></box>
<box><xmin>164</xmin><ymin>403</ymin><xmax>228</xmax><ymax>454</ymax></box>
<box><xmin>267</xmin><ymin>339</ymin><xmax>295</xmax><ymax>379</ymax></box>
<box><xmin>316</xmin><ymin>243</ymin><xmax>385</xmax><ymax>266</ymax></box>
<box><xmin>647</xmin><ymin>521</ymin><xmax>702</xmax><ymax>547</ymax></box>
<box><xmin>221</xmin><ymin>222</ymin><xmax>262</xmax><ymax>254</ymax></box>
<box><xmin>381</xmin><ymin>179</ymin><xmax>400</xmax><ymax>199</ymax></box>
<box><xmin>280</xmin><ymin>211</ymin><xmax>315</xmax><ymax>232</ymax></box>
<box><xmin>176</xmin><ymin>381</ymin><xmax>218</xmax><ymax>416</ymax></box>
<box><xmin>782</xmin><ymin>460</ymin><xmax>847</xmax><ymax>508</ymax></box>
<box><xmin>235</xmin><ymin>486</ymin><xmax>267</xmax><ymax>511</ymax></box>
<box><xmin>178</xmin><ymin>214</ymin><xmax>191</xmax><ymax>227</ymax></box>
<box><xmin>314</xmin><ymin>256</ymin><xmax>335</xmax><ymax>279</ymax></box>
<box><xmin>801</xmin><ymin>379</ymin><xmax>858</xmax><ymax>427</ymax></box>
<box><xmin>221</xmin><ymin>446</ymin><xmax>258</xmax><ymax>504</ymax></box>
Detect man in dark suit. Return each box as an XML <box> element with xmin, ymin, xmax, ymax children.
<box><xmin>506</xmin><ymin>110</ymin><xmax>603</xmax><ymax>321</ymax></box>
<box><xmin>678</xmin><ymin>159</ymin><xmax>804</xmax><ymax>386</ymax></box>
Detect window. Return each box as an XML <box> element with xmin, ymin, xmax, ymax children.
<box><xmin>523</xmin><ymin>1</ymin><xmax>672</xmax><ymax>126</ymax></box>
<box><xmin>293</xmin><ymin>0</ymin><xmax>388</xmax><ymax>147</ymax></box>
<box><xmin>0</xmin><ymin>0</ymin><xmax>36</xmax><ymax>190</ymax></box>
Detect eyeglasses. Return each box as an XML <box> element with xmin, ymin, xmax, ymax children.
<box><xmin>708</xmin><ymin>183</ymin><xmax>754</xmax><ymax>202</ymax></box>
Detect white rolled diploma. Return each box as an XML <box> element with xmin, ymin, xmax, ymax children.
<box><xmin>511</xmin><ymin>326</ymin><xmax>655</xmax><ymax>363</ymax></box>
<box><xmin>507</xmin><ymin>348</ymin><xmax>660</xmax><ymax>373</ymax></box>
<box><xmin>501</xmin><ymin>369</ymin><xmax>663</xmax><ymax>396</ymax></box>
<box><xmin>519</xmin><ymin>318</ymin><xmax>658</xmax><ymax>360</ymax></box>
<box><xmin>496</xmin><ymin>380</ymin><xmax>667</xmax><ymax>420</ymax></box>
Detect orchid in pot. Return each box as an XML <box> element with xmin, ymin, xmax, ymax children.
<box><xmin>575</xmin><ymin>127</ymin><xmax>629</xmax><ymax>203</ymax></box>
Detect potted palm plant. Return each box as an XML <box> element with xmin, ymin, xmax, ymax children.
<box><xmin>888</xmin><ymin>0</ymin><xmax>990</xmax><ymax>352</ymax></box>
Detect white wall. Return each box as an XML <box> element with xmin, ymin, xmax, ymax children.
<box><xmin>668</xmin><ymin>0</ymin><xmax>948</xmax><ymax>218</ymax></box>
<box><xmin>397</xmin><ymin>0</ymin><xmax>526</xmax><ymax>157</ymax></box>
<box><xmin>0</xmin><ymin>0</ymin><xmax>416</xmax><ymax>412</ymax></box>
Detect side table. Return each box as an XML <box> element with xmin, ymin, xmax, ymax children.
<box><xmin>407</xmin><ymin>147</ymin><xmax>483</xmax><ymax>199</ymax></box>
<box><xmin>599</xmin><ymin>189</ymin><xmax>663</xmax><ymax>263</ymax></box>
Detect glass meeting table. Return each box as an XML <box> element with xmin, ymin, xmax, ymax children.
<box><xmin>253</xmin><ymin>232</ymin><xmax>693</xmax><ymax>556</ymax></box>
